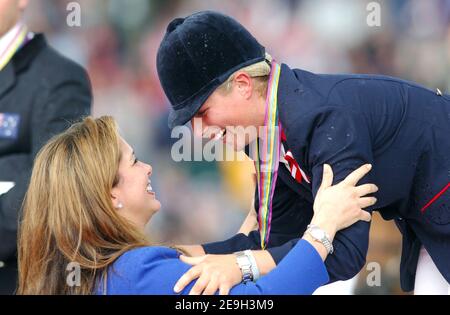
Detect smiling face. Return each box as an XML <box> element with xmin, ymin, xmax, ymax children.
<box><xmin>111</xmin><ymin>137</ymin><xmax>161</xmax><ymax>230</ymax></box>
<box><xmin>190</xmin><ymin>71</ymin><xmax>267</xmax><ymax>151</ymax></box>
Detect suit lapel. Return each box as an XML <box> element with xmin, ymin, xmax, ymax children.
<box><xmin>0</xmin><ymin>34</ymin><xmax>46</xmax><ymax>101</ymax></box>
<box><xmin>0</xmin><ymin>63</ymin><xmax>16</xmax><ymax>99</ymax></box>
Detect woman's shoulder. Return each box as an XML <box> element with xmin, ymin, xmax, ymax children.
<box><xmin>115</xmin><ymin>246</ymin><xmax>179</xmax><ymax>267</ymax></box>
<box><xmin>100</xmin><ymin>246</ymin><xmax>189</xmax><ymax>295</ymax></box>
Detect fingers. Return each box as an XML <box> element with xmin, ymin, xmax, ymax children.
<box><xmin>202</xmin><ymin>277</ymin><xmax>219</xmax><ymax>295</ymax></box>
<box><xmin>342</xmin><ymin>164</ymin><xmax>372</xmax><ymax>186</ymax></box>
<box><xmin>219</xmin><ymin>285</ymin><xmax>231</xmax><ymax>296</ymax></box>
<box><xmin>318</xmin><ymin>164</ymin><xmax>334</xmax><ymax>192</ymax></box>
<box><xmin>179</xmin><ymin>255</ymin><xmax>206</xmax><ymax>265</ymax></box>
<box><xmin>358</xmin><ymin>197</ymin><xmax>377</xmax><ymax>209</ymax></box>
<box><xmin>174</xmin><ymin>265</ymin><xmax>202</xmax><ymax>293</ymax></box>
<box><xmin>189</xmin><ymin>274</ymin><xmax>210</xmax><ymax>295</ymax></box>
<box><xmin>359</xmin><ymin>210</ymin><xmax>372</xmax><ymax>222</ymax></box>
<box><xmin>355</xmin><ymin>184</ymin><xmax>378</xmax><ymax>197</ymax></box>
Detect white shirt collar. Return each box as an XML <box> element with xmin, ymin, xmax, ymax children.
<box><xmin>0</xmin><ymin>22</ymin><xmax>25</xmax><ymax>58</ymax></box>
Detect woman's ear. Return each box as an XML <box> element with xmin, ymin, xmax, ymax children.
<box><xmin>233</xmin><ymin>71</ymin><xmax>253</xmax><ymax>99</ymax></box>
<box><xmin>110</xmin><ymin>187</ymin><xmax>122</xmax><ymax>209</ymax></box>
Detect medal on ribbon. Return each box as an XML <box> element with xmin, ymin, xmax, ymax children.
<box><xmin>255</xmin><ymin>61</ymin><xmax>282</xmax><ymax>249</ymax></box>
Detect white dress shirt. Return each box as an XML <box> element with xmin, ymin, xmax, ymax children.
<box><xmin>0</xmin><ymin>22</ymin><xmax>23</xmax><ymax>58</ymax></box>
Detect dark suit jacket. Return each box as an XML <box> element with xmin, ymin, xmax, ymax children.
<box><xmin>203</xmin><ymin>64</ymin><xmax>450</xmax><ymax>292</ymax></box>
<box><xmin>0</xmin><ymin>34</ymin><xmax>92</xmax><ymax>293</ymax></box>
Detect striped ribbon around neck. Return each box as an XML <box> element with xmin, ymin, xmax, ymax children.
<box><xmin>0</xmin><ymin>24</ymin><xmax>28</xmax><ymax>71</ymax></box>
<box><xmin>255</xmin><ymin>61</ymin><xmax>282</xmax><ymax>249</ymax></box>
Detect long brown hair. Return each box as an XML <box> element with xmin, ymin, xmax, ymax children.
<box><xmin>17</xmin><ymin>116</ymin><xmax>150</xmax><ymax>294</ymax></box>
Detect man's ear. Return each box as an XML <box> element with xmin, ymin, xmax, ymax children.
<box><xmin>233</xmin><ymin>71</ymin><xmax>253</xmax><ymax>99</ymax></box>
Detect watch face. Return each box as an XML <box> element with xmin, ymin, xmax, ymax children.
<box><xmin>310</xmin><ymin>227</ymin><xmax>325</xmax><ymax>240</ymax></box>
<box><xmin>237</xmin><ymin>256</ymin><xmax>252</xmax><ymax>269</ymax></box>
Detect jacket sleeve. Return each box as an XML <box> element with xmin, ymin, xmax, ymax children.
<box><xmin>0</xmin><ymin>154</ymin><xmax>31</xmax><ymax>260</ymax></box>
<box><xmin>206</xmin><ymin>106</ymin><xmax>374</xmax><ymax>283</ymax></box>
<box><xmin>302</xmin><ymin>106</ymin><xmax>374</xmax><ymax>281</ymax></box>
<box><xmin>30</xmin><ymin>62</ymin><xmax>92</xmax><ymax>157</ymax></box>
<box><xmin>202</xmin><ymin>231</ymin><xmax>261</xmax><ymax>255</ymax></box>
<box><xmin>105</xmin><ymin>241</ymin><xmax>328</xmax><ymax>295</ymax></box>
<box><xmin>202</xmin><ymin>226</ymin><xmax>302</xmax><ymax>255</ymax></box>
<box><xmin>202</xmin><ymin>178</ymin><xmax>309</xmax><ymax>255</ymax></box>
<box><xmin>0</xmin><ymin>64</ymin><xmax>91</xmax><ymax>261</ymax></box>
<box><xmin>268</xmin><ymin>106</ymin><xmax>375</xmax><ymax>282</ymax></box>
<box><xmin>228</xmin><ymin>239</ymin><xmax>328</xmax><ymax>295</ymax></box>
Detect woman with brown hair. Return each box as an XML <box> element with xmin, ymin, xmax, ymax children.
<box><xmin>17</xmin><ymin>116</ymin><xmax>377</xmax><ymax>295</ymax></box>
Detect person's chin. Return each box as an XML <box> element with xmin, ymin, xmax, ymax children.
<box><xmin>144</xmin><ymin>201</ymin><xmax>161</xmax><ymax>223</ymax></box>
<box><xmin>150</xmin><ymin>199</ymin><xmax>161</xmax><ymax>212</ymax></box>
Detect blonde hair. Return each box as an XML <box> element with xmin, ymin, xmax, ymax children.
<box><xmin>218</xmin><ymin>52</ymin><xmax>273</xmax><ymax>97</ymax></box>
<box><xmin>17</xmin><ymin>116</ymin><xmax>150</xmax><ymax>295</ymax></box>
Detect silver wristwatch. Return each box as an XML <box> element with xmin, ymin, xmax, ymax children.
<box><xmin>235</xmin><ymin>251</ymin><xmax>254</xmax><ymax>283</ymax></box>
<box><xmin>306</xmin><ymin>224</ymin><xmax>334</xmax><ymax>255</ymax></box>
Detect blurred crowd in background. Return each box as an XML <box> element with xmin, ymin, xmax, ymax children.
<box><xmin>23</xmin><ymin>0</ymin><xmax>450</xmax><ymax>294</ymax></box>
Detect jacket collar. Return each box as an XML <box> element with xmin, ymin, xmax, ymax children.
<box><xmin>277</xmin><ymin>63</ymin><xmax>327</xmax><ymax>154</ymax></box>
<box><xmin>275</xmin><ymin>63</ymin><xmax>330</xmax><ymax>195</ymax></box>
<box><xmin>0</xmin><ymin>34</ymin><xmax>46</xmax><ymax>98</ymax></box>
